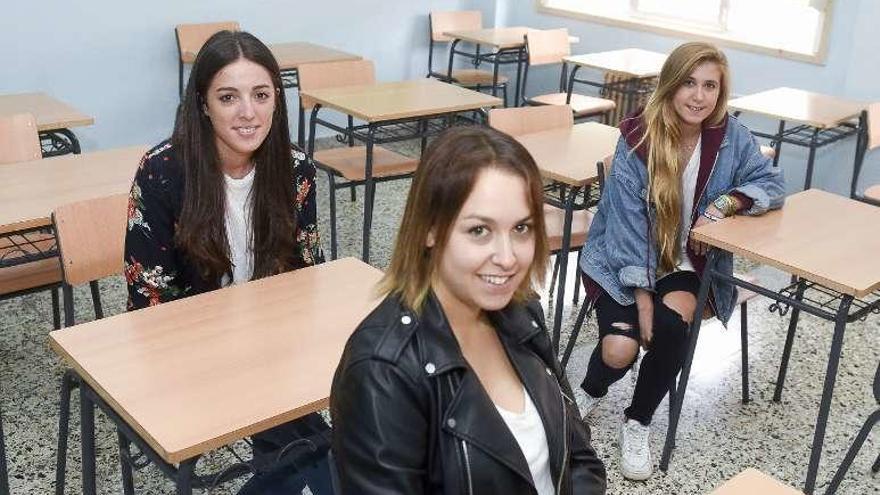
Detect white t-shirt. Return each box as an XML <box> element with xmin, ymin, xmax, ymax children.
<box><xmin>676</xmin><ymin>137</ymin><xmax>701</xmax><ymax>272</ymax></box>
<box><xmin>221</xmin><ymin>167</ymin><xmax>255</xmax><ymax>287</ymax></box>
<box><xmin>495</xmin><ymin>386</ymin><xmax>555</xmax><ymax>495</ymax></box>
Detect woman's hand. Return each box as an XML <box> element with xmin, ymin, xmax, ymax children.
<box><xmin>689</xmin><ymin>204</ymin><xmax>726</xmax><ymax>255</ymax></box>
<box><xmin>634</xmin><ymin>288</ymin><xmax>654</xmax><ymax>350</ymax></box>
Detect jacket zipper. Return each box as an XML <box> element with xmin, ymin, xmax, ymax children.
<box><xmin>556</xmin><ymin>381</ymin><xmax>570</xmax><ymax>494</ymax></box>
<box><xmin>446</xmin><ymin>375</ymin><xmax>473</xmax><ymax>495</ymax></box>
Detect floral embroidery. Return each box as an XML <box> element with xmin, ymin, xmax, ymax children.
<box><xmin>124</xmin><ymin>258</ymin><xmax>181</xmax><ymax>307</ymax></box>
<box><xmin>127</xmin><ymin>184</ymin><xmax>150</xmax><ymax>232</ymax></box>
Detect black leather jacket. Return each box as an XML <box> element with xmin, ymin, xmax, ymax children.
<box><xmin>330</xmin><ymin>293</ymin><xmax>607</xmax><ymax>494</ymax></box>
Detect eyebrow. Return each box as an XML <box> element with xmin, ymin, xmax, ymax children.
<box><xmin>214</xmin><ymin>84</ymin><xmax>272</xmax><ymax>92</ymax></box>
<box><xmin>461</xmin><ymin>214</ymin><xmax>533</xmax><ymax>224</ymax></box>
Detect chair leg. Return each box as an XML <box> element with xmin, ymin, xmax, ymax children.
<box><xmin>872</xmin><ymin>449</ymin><xmax>880</xmax><ymax>473</ymax></box>
<box><xmin>89</xmin><ymin>281</ymin><xmax>103</xmax><ymax>320</ymax></box>
<box><xmin>560</xmin><ymin>298</ymin><xmax>590</xmax><ymax>370</ymax></box>
<box><xmin>667</xmin><ymin>379</ymin><xmax>677</xmax><ymax>449</ymax></box>
<box><xmin>823</xmin><ymin>410</ymin><xmax>880</xmax><ymax>495</ymax></box>
<box><xmin>0</xmin><ymin>401</ymin><xmax>9</xmax><ymax>495</ymax></box>
<box><xmin>548</xmin><ymin>254</ymin><xmax>560</xmax><ymax>299</ymax></box>
<box><xmin>572</xmin><ymin>262</ymin><xmax>581</xmax><ymax>304</ymax></box>
<box><xmin>55</xmin><ymin>370</ymin><xmax>78</xmax><ymax>495</ymax></box>
<box><xmin>740</xmin><ymin>302</ymin><xmax>750</xmax><ymax>404</ymax></box>
<box><xmin>350</xmin><ymin>184</ymin><xmax>357</xmax><ymax>202</ymax></box>
<box><xmin>327</xmin><ymin>172</ymin><xmax>339</xmax><ymax>261</ymax></box>
<box><xmin>775</xmin><ymin>281</ymin><xmax>805</xmax><ymax>401</ymax></box>
<box><xmin>117</xmin><ymin>430</ymin><xmax>135</xmax><ymax>495</ymax></box>
<box><xmin>51</xmin><ymin>287</ymin><xmax>61</xmax><ymax>330</ymax></box>
<box><xmin>62</xmin><ymin>284</ymin><xmax>74</xmax><ymax>328</ymax></box>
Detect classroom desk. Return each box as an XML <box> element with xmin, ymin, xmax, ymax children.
<box><xmin>564</xmin><ymin>48</ymin><xmax>667</xmax><ymax>124</ymax></box>
<box><xmin>49</xmin><ymin>257</ymin><xmax>382</xmax><ymax>494</ymax></box>
<box><xmin>442</xmin><ymin>27</ymin><xmax>579</xmax><ymax>107</ymax></box>
<box><xmin>709</xmin><ymin>468</ymin><xmax>803</xmax><ymax>494</ymax></box>
<box><xmin>302</xmin><ymin>79</ymin><xmax>502</xmax><ymax>263</ymax></box>
<box><xmin>728</xmin><ymin>87</ymin><xmax>865</xmax><ymax>191</ymax></box>
<box><xmin>660</xmin><ymin>189</ymin><xmax>880</xmax><ymax>494</ymax></box>
<box><xmin>0</xmin><ymin>92</ymin><xmax>94</xmax><ymax>156</ymax></box>
<box><xmin>0</xmin><ymin>145</ymin><xmax>146</xmax><ymax>268</ymax></box>
<box><xmin>514</xmin><ymin>122</ymin><xmax>621</xmax><ymax>353</ymax></box>
<box><xmin>267</xmin><ymin>42</ymin><xmax>362</xmax><ymax>147</ymax></box>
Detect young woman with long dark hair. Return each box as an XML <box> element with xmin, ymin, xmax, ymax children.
<box><xmin>124</xmin><ymin>30</ymin><xmax>329</xmax><ymax>493</ymax></box>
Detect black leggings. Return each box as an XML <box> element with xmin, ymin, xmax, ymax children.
<box><xmin>580</xmin><ymin>271</ymin><xmax>700</xmax><ymax>425</ymax></box>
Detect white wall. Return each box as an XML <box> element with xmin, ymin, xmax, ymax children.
<box><xmin>0</xmin><ymin>0</ymin><xmax>468</xmax><ymax>151</ymax></box>
<box><xmin>487</xmin><ymin>0</ymin><xmax>880</xmax><ymax>196</ymax></box>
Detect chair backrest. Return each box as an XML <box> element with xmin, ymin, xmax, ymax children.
<box><xmin>488</xmin><ymin>105</ymin><xmax>573</xmax><ymax>136</ymax></box>
<box><xmin>597</xmin><ymin>154</ymin><xmax>613</xmax><ymax>192</ymax></box>
<box><xmin>176</xmin><ymin>21</ymin><xmax>240</xmax><ymax>63</ymax></box>
<box><xmin>297</xmin><ymin>59</ymin><xmax>376</xmax><ymax>110</ymax></box>
<box><xmin>0</xmin><ymin>113</ymin><xmax>41</xmax><ymax>164</ymax></box>
<box><xmin>525</xmin><ymin>28</ymin><xmax>570</xmax><ymax>66</ymax></box>
<box><xmin>868</xmin><ymin>102</ymin><xmax>880</xmax><ymax>152</ymax></box>
<box><xmin>429</xmin><ymin>10</ymin><xmax>482</xmax><ymax>43</ymax></box>
<box><xmin>52</xmin><ymin>194</ymin><xmax>129</xmax><ymax>286</ymax></box>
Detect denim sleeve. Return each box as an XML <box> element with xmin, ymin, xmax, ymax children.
<box><xmin>603</xmin><ymin>143</ymin><xmax>656</xmax><ymax>291</ymax></box>
<box><xmin>729</xmin><ymin>125</ymin><xmax>786</xmax><ymax>215</ymax></box>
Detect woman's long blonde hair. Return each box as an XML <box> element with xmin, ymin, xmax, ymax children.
<box><xmin>639</xmin><ymin>42</ymin><xmax>730</xmax><ymax>273</ymax></box>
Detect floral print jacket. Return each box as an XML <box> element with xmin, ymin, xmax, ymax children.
<box><xmin>124</xmin><ymin>140</ymin><xmax>324</xmax><ymax>310</ymax></box>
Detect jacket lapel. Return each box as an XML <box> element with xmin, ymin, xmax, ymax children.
<box><xmin>442</xmin><ymin>370</ymin><xmax>535</xmax><ymax>485</ymax></box>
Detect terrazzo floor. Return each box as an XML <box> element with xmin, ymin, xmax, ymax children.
<box><xmin>1</xmin><ymin>136</ymin><xmax>878</xmax><ymax>494</ymax></box>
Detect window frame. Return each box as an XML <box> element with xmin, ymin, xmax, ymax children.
<box><xmin>535</xmin><ymin>0</ymin><xmax>834</xmax><ymax>65</ymax></box>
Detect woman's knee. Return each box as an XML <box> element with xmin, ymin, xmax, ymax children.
<box><xmin>600</xmin><ymin>334</ymin><xmax>639</xmax><ymax>369</ymax></box>
<box><xmin>661</xmin><ymin>291</ymin><xmax>697</xmax><ymax>325</ymax></box>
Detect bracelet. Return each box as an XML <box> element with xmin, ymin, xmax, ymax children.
<box><xmin>712</xmin><ymin>194</ymin><xmax>738</xmax><ymax>217</ymax></box>
<box><xmin>702</xmin><ymin>210</ymin><xmax>723</xmax><ymax>222</ymax></box>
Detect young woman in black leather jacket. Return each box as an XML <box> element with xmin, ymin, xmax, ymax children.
<box><xmin>330</xmin><ymin>126</ymin><xmax>606</xmax><ymax>494</ymax></box>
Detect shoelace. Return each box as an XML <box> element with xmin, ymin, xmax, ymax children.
<box><xmin>623</xmin><ymin>422</ymin><xmax>649</xmax><ymax>458</ymax></box>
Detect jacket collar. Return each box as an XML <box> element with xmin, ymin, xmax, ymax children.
<box><xmin>411</xmin><ymin>292</ymin><xmax>544</xmax><ymax>376</ymax></box>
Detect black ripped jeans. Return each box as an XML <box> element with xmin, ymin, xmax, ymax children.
<box><xmin>580</xmin><ymin>271</ymin><xmax>700</xmax><ymax>426</ymax></box>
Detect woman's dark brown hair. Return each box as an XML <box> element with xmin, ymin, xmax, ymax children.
<box><xmin>380</xmin><ymin>126</ymin><xmax>548</xmax><ymax>313</ymax></box>
<box><xmin>173</xmin><ymin>30</ymin><xmax>300</xmax><ymax>283</ymax></box>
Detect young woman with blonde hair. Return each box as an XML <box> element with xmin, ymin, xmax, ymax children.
<box><xmin>576</xmin><ymin>42</ymin><xmax>785</xmax><ymax>480</ymax></box>
<box><xmin>331</xmin><ymin>126</ymin><xmax>607</xmax><ymax>494</ymax></box>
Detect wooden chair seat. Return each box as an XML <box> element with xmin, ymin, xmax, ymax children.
<box><xmin>865</xmin><ymin>184</ymin><xmax>880</xmax><ymax>201</ymax></box>
<box><xmin>530</xmin><ymin>93</ymin><xmax>616</xmax><ymax>117</ymax></box>
<box><xmin>734</xmin><ymin>273</ymin><xmax>759</xmax><ymax>306</ymax></box>
<box><xmin>544</xmin><ymin>204</ymin><xmax>593</xmax><ymax>252</ymax></box>
<box><xmin>314</xmin><ymin>146</ymin><xmax>418</xmax><ymax>181</ymax></box>
<box><xmin>450</xmin><ymin>69</ymin><xmax>509</xmax><ymax>86</ymax></box>
<box><xmin>0</xmin><ymin>236</ymin><xmax>61</xmax><ymax>295</ymax></box>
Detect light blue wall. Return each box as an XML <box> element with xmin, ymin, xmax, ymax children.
<box><xmin>488</xmin><ymin>0</ymin><xmax>880</xmax><ymax>196</ymax></box>
<box><xmin>0</xmin><ymin>0</ymin><xmax>468</xmax><ymax>151</ymax></box>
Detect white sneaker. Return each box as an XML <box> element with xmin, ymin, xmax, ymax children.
<box><xmin>574</xmin><ymin>387</ymin><xmax>602</xmax><ymax>419</ymax></box>
<box><xmin>619</xmin><ymin>418</ymin><xmax>653</xmax><ymax>481</ymax></box>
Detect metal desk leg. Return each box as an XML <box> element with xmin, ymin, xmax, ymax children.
<box><xmin>550</xmin><ymin>186</ymin><xmax>578</xmax><ymax>354</ymax></box>
<box><xmin>803</xmin><ymin>295</ymin><xmax>853</xmax><ymax>494</ymax></box>
<box><xmin>849</xmin><ymin>110</ymin><xmax>869</xmax><ymax>199</ymax></box>
<box><xmin>298</xmin><ymin>104</ymin><xmax>306</xmax><ymax>149</ymax></box>
<box><xmin>176</xmin><ymin>458</ymin><xmax>196</xmax><ymax>495</ymax></box>
<box><xmin>660</xmin><ymin>249</ymin><xmax>717</xmax><ymax>471</ymax></box>
<box><xmin>514</xmin><ymin>48</ymin><xmax>525</xmax><ymax>107</ymax></box>
<box><xmin>361</xmin><ymin>125</ymin><xmax>377</xmax><ymax>263</ymax></box>
<box><xmin>772</xmin><ymin>120</ymin><xmax>786</xmax><ymax>168</ymax></box>
<box><xmin>804</xmin><ymin>128</ymin><xmax>820</xmax><ymax>190</ymax></box>
<box><xmin>774</xmin><ymin>279</ymin><xmax>806</xmax><ymax>401</ymax></box>
<box><xmin>80</xmin><ymin>385</ymin><xmax>97</xmax><ymax>495</ymax></box>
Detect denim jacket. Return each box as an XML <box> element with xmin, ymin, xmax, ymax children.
<box><xmin>578</xmin><ymin>112</ymin><xmax>785</xmax><ymax>324</ymax></box>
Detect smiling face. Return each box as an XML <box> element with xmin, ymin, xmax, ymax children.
<box><xmin>203</xmin><ymin>57</ymin><xmax>277</xmax><ymax>169</ymax></box>
<box><xmin>672</xmin><ymin>61</ymin><xmax>721</xmax><ymax>134</ymax></box>
<box><xmin>429</xmin><ymin>167</ymin><xmax>536</xmax><ymax>321</ymax></box>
